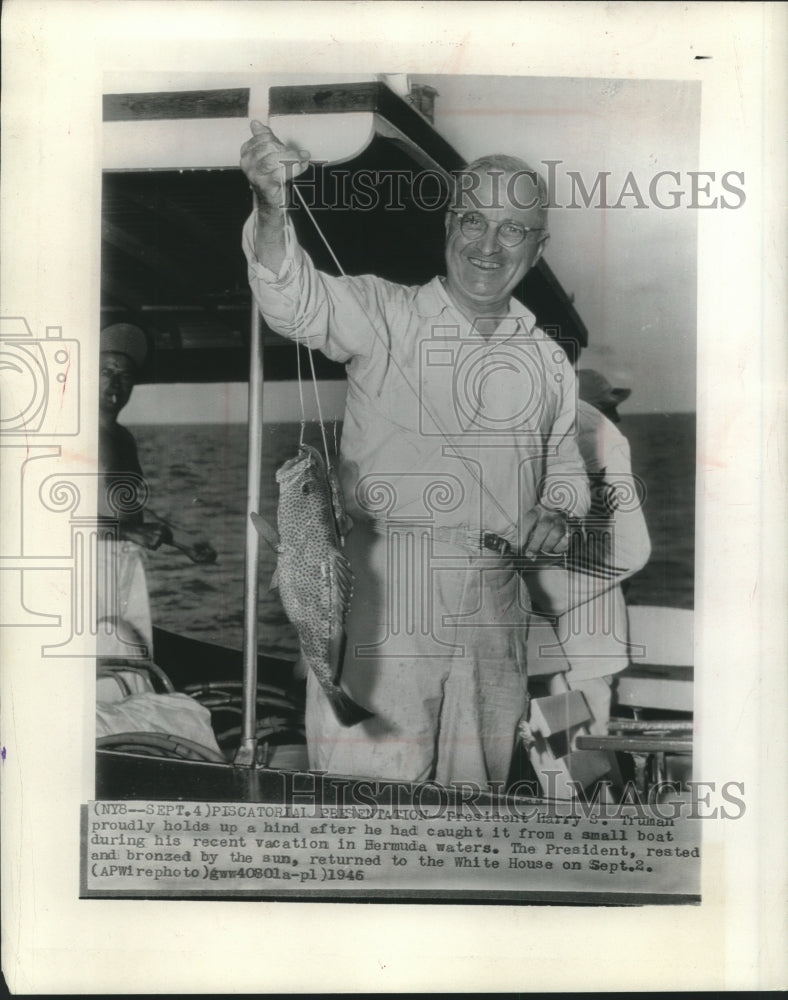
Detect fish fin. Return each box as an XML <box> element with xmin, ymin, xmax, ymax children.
<box><xmin>339</xmin><ymin>511</ymin><xmax>354</xmax><ymax>540</ymax></box>
<box><xmin>327</xmin><ymin>686</ymin><xmax>375</xmax><ymax>727</ymax></box>
<box><xmin>251</xmin><ymin>512</ymin><xmax>279</xmax><ymax>551</ymax></box>
<box><xmin>327</xmin><ymin>622</ymin><xmax>346</xmax><ymax>683</ymax></box>
<box><xmin>328</xmin><ymin>465</ymin><xmax>354</xmax><ymax>539</ymax></box>
<box><xmin>324</xmin><ymin>594</ymin><xmax>373</xmax><ymax>727</ymax></box>
<box><xmin>269</xmin><ymin>566</ymin><xmax>279</xmax><ymax>591</ymax></box>
<box><xmin>331</xmin><ymin>552</ymin><xmax>354</xmax><ymax>613</ymax></box>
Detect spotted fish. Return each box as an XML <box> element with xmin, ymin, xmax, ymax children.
<box><xmin>252</xmin><ymin>444</ymin><xmax>372</xmax><ymax>727</ymax></box>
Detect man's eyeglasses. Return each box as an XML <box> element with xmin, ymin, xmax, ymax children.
<box><xmin>448</xmin><ymin>209</ymin><xmax>547</xmax><ymax>248</ymax></box>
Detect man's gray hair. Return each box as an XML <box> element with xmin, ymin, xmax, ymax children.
<box><xmin>450</xmin><ymin>154</ymin><xmax>549</xmax><ymax>220</ymax></box>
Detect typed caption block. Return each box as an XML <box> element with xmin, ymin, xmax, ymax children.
<box><xmin>82</xmin><ymin>799</ymin><xmax>701</xmax><ymax>902</ymax></box>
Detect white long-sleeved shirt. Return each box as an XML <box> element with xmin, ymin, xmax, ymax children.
<box><xmin>243</xmin><ymin>214</ymin><xmax>589</xmax><ymax>542</ymax></box>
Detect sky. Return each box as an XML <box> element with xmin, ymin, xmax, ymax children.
<box><xmin>119</xmin><ymin>72</ymin><xmax>701</xmax><ymax>423</ymax></box>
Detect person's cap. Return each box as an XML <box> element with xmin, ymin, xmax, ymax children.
<box><xmin>100</xmin><ymin>323</ymin><xmax>148</xmax><ymax>370</ymax></box>
<box><xmin>577</xmin><ymin>369</ymin><xmax>631</xmax><ymax>412</ymax></box>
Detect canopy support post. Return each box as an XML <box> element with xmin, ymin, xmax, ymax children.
<box><xmin>234</xmin><ymin>295</ymin><xmax>264</xmax><ymax>767</ymax></box>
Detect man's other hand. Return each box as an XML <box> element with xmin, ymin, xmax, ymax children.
<box><xmin>183</xmin><ymin>540</ymin><xmax>218</xmax><ymax>565</ymax></box>
<box><xmin>520</xmin><ymin>505</ymin><xmax>570</xmax><ymax>560</ymax></box>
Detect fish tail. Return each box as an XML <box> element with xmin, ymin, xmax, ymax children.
<box><xmin>327</xmin><ymin>686</ymin><xmax>375</xmax><ymax>727</ymax></box>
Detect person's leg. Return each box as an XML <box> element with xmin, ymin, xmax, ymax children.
<box><xmin>434</xmin><ymin>558</ymin><xmax>528</xmax><ymax>786</ymax></box>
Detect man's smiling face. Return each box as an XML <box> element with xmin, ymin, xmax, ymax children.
<box><xmin>444</xmin><ymin>170</ymin><xmax>548</xmax><ymax>321</ymax></box>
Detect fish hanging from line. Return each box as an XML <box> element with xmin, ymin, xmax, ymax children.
<box><xmin>251</xmin><ymin>444</ymin><xmax>373</xmax><ymax>727</ymax></box>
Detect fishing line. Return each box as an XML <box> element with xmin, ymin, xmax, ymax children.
<box><xmin>306</xmin><ymin>334</ymin><xmax>332</xmax><ymax>467</ymax></box>
<box><xmin>284</xmin><ymin>169</ymin><xmax>331</xmax><ymax>466</ymax></box>
<box><xmin>281</xmin><ymin>168</ymin><xmax>309</xmax><ymax>448</ymax></box>
<box><xmin>295</xmin><ymin>323</ymin><xmax>307</xmax><ymax>447</ymax></box>
<box><xmin>289</xmin><ymin>179</ymin><xmax>519</xmax><ymax>535</ymax></box>
<box><xmin>292</xmin><ymin>183</ymin><xmax>346</xmax><ymax>276</ymax></box>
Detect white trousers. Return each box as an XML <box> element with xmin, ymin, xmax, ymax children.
<box><xmin>306</xmin><ymin>523</ymin><xmax>529</xmax><ymax>786</ymax></box>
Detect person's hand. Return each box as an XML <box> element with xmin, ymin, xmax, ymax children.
<box><xmin>240</xmin><ymin>121</ymin><xmax>311</xmax><ymax>209</ymax></box>
<box><xmin>183</xmin><ymin>540</ymin><xmax>218</xmax><ymax>565</ymax></box>
<box><xmin>520</xmin><ymin>504</ymin><xmax>571</xmax><ymax>560</ymax></box>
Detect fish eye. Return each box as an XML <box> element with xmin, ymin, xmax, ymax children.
<box><xmin>301</xmin><ymin>483</ymin><xmax>311</xmax><ymax>494</ymax></box>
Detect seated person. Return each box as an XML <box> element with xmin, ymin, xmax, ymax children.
<box><xmin>97</xmin><ymin>323</ymin><xmax>215</xmax><ymax>658</ymax></box>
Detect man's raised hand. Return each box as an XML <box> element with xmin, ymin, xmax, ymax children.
<box><xmin>240</xmin><ymin>120</ymin><xmax>311</xmax><ymax>209</ymax></box>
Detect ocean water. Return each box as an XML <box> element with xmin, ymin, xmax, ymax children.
<box><xmin>132</xmin><ymin>413</ymin><xmax>695</xmax><ymax>658</ymax></box>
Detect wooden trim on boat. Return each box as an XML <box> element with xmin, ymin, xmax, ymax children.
<box><xmin>103</xmin><ymin>88</ymin><xmax>251</xmax><ymax>122</ymax></box>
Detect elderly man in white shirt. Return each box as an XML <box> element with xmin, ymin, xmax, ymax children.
<box><xmin>240</xmin><ymin>122</ymin><xmax>589</xmax><ymax>786</ymax></box>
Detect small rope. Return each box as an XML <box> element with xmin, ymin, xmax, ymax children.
<box><xmin>306</xmin><ymin>338</ymin><xmax>332</xmax><ymax>468</ymax></box>
<box><xmin>284</xmin><ymin>177</ymin><xmax>332</xmax><ymax>467</ymax></box>
<box><xmin>282</xmin><ymin>165</ymin><xmax>309</xmax><ymax>446</ymax></box>
<box><xmin>295</xmin><ymin>333</ymin><xmax>307</xmax><ymax>447</ymax></box>
<box><xmin>293</xmin><ymin>184</ymin><xmax>347</xmax><ymax>277</ymax></box>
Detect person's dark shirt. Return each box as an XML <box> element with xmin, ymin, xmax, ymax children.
<box><xmin>98</xmin><ymin>422</ymin><xmax>146</xmax><ymax>533</ymax></box>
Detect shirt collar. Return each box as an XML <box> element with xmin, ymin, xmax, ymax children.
<box><xmin>414</xmin><ymin>276</ymin><xmax>538</xmax><ymax>334</ymax></box>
